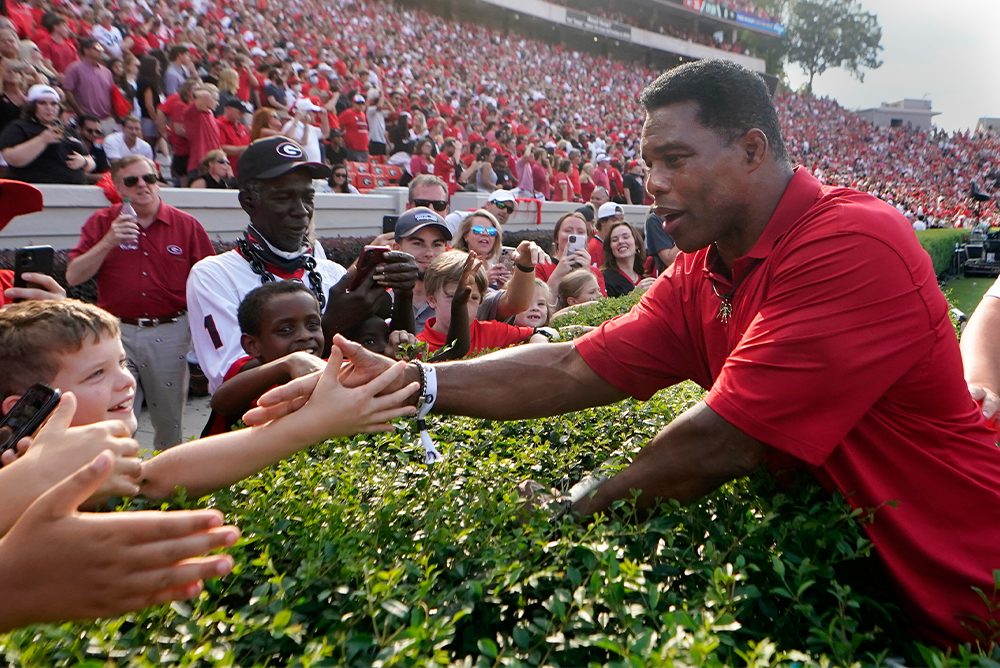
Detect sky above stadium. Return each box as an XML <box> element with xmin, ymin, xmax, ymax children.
<box><xmin>782</xmin><ymin>0</ymin><xmax>998</xmax><ymax>133</ymax></box>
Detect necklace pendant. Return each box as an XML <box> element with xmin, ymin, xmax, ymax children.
<box><xmin>717</xmin><ymin>299</ymin><xmax>732</xmax><ymax>323</ymax></box>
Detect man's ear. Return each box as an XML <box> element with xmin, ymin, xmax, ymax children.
<box><xmin>743</xmin><ymin>128</ymin><xmax>768</xmax><ymax>171</ymax></box>
<box><xmin>241</xmin><ymin>333</ymin><xmax>262</xmax><ymax>359</ymax></box>
<box><xmin>238</xmin><ymin>190</ymin><xmax>255</xmax><ymax>216</ymax></box>
<box><xmin>2</xmin><ymin>395</ymin><xmax>21</xmax><ymax>416</ymax></box>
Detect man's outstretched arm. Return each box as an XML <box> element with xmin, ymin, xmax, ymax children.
<box><xmin>571</xmin><ymin>402</ymin><xmax>766</xmax><ymax>516</ymax></box>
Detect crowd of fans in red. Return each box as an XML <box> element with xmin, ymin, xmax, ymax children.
<box><xmin>0</xmin><ymin>0</ymin><xmax>996</xmax><ymax>225</ymax></box>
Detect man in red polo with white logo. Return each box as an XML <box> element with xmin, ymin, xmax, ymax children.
<box><xmin>433</xmin><ymin>138</ymin><xmax>458</xmax><ymax>196</ymax></box>
<box><xmin>66</xmin><ymin>155</ymin><xmax>214</xmax><ymax>449</ymax></box>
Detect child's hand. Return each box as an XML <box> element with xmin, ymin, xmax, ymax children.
<box><xmin>385</xmin><ymin>330</ymin><xmax>421</xmax><ymax>360</ymax></box>
<box><xmin>453</xmin><ymin>254</ymin><xmax>483</xmax><ymax>307</ymax></box>
<box><xmin>282</xmin><ymin>351</ymin><xmax>327</xmax><ymax>379</ymax></box>
<box><xmin>0</xmin><ymin>450</ymin><xmax>239</xmax><ymax>632</ymax></box>
<box><xmin>11</xmin><ymin>393</ymin><xmax>142</xmax><ymax>501</ymax></box>
<box><xmin>272</xmin><ymin>344</ymin><xmax>418</xmax><ymax>441</ymax></box>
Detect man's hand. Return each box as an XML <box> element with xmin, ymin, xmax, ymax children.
<box><xmin>102</xmin><ymin>212</ymin><xmax>140</xmax><ymax>250</ymax></box>
<box><xmin>969</xmin><ymin>383</ymin><xmax>1000</xmax><ymax>420</ymax></box>
<box><xmin>323</xmin><ymin>270</ymin><xmax>389</xmax><ymax>343</ymax></box>
<box><xmin>0</xmin><ymin>450</ymin><xmax>239</xmax><ymax>632</ymax></box>
<box><xmin>374</xmin><ymin>251</ymin><xmax>418</xmax><ymax>293</ymax></box>
<box><xmin>385</xmin><ymin>330</ymin><xmax>420</xmax><ymax>360</ymax></box>
<box><xmin>3</xmin><ymin>272</ymin><xmax>66</xmax><ymax>302</ymax></box>
<box><xmin>5</xmin><ymin>393</ymin><xmax>142</xmax><ymax>500</ymax></box>
<box><xmin>243</xmin><ymin>334</ymin><xmax>418</xmax><ymax>426</ymax></box>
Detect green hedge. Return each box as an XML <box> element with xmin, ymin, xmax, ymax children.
<box><xmin>916</xmin><ymin>229</ymin><xmax>968</xmax><ymax>276</ymax></box>
<box><xmin>4</xmin><ymin>294</ymin><xmax>1000</xmax><ymax>667</ymax></box>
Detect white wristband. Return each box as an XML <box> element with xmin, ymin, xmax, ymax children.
<box><xmin>415</xmin><ymin>360</ymin><xmax>437</xmax><ymax>419</ymax></box>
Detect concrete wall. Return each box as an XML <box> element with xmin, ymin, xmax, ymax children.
<box><xmin>0</xmin><ymin>185</ymin><xmax>651</xmax><ymax>249</ymax></box>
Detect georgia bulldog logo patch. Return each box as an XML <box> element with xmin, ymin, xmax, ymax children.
<box><xmin>166</xmin><ymin>244</ymin><xmax>183</xmax><ymax>255</ymax></box>
<box><xmin>276</xmin><ymin>142</ymin><xmax>304</xmax><ymax>159</ymax></box>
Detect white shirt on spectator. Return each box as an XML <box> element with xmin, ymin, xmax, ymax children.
<box><xmin>281</xmin><ymin>120</ymin><xmax>323</xmax><ymax>163</ymax></box>
<box><xmin>367</xmin><ymin>105</ymin><xmax>389</xmax><ymax>144</ymax></box>
<box><xmin>103</xmin><ymin>132</ymin><xmax>154</xmax><ymax>161</ymax></box>
<box><xmin>92</xmin><ymin>24</ymin><xmax>124</xmax><ymax>58</ymax></box>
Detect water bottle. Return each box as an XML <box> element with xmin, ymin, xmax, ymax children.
<box><xmin>119</xmin><ymin>198</ymin><xmax>139</xmax><ymax>250</ymax></box>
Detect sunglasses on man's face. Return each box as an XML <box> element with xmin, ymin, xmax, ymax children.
<box><xmin>413</xmin><ymin>198</ymin><xmax>448</xmax><ymax>212</ymax></box>
<box><xmin>471</xmin><ymin>225</ymin><xmax>498</xmax><ymax>237</ymax></box>
<box><xmin>495</xmin><ymin>202</ymin><xmax>514</xmax><ymax>213</ymax></box>
<box><xmin>121</xmin><ymin>173</ymin><xmax>158</xmax><ymax>187</ymax></box>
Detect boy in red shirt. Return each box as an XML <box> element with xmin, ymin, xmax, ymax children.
<box><xmin>417</xmin><ymin>251</ymin><xmax>549</xmax><ymax>357</ymax></box>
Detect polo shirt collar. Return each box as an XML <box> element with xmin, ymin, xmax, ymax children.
<box><xmin>745</xmin><ymin>167</ymin><xmax>823</xmax><ymax>261</ymax></box>
<box><xmin>702</xmin><ymin>167</ymin><xmax>823</xmax><ymax>283</ymax></box>
<box><xmin>149</xmin><ymin>199</ymin><xmax>172</xmax><ymax>226</ymax></box>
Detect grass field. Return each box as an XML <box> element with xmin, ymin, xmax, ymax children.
<box><xmin>942</xmin><ymin>276</ymin><xmax>995</xmax><ymax>316</ymax></box>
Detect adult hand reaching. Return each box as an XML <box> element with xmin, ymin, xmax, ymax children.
<box><xmin>3</xmin><ymin>272</ymin><xmax>66</xmax><ymax>302</ymax></box>
<box><xmin>0</xmin><ymin>450</ymin><xmax>240</xmax><ymax>632</ymax></box>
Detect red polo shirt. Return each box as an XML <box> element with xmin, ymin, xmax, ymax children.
<box><xmin>417</xmin><ymin>317</ymin><xmax>534</xmax><ymax>354</ymax></box>
<box><xmin>218</xmin><ymin>116</ymin><xmax>249</xmax><ymax>177</ymax></box>
<box><xmin>433</xmin><ymin>152</ymin><xmax>457</xmax><ymax>195</ymax></box>
<box><xmin>575</xmin><ymin>168</ymin><xmax>1000</xmax><ymax>648</ymax></box>
<box><xmin>337</xmin><ymin>108</ymin><xmax>368</xmax><ymax>152</ymax></box>
<box><xmin>69</xmin><ymin>201</ymin><xmax>214</xmax><ymax>319</ymax></box>
<box><xmin>0</xmin><ymin>269</ymin><xmax>12</xmax><ymax>307</ymax></box>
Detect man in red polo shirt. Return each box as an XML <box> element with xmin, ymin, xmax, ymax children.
<box><xmin>218</xmin><ymin>99</ymin><xmax>250</xmax><ymax>176</ymax></box>
<box><xmin>183</xmin><ymin>83</ymin><xmax>221</xmax><ymax>178</ymax></box>
<box><xmin>261</xmin><ymin>60</ymin><xmax>1000</xmax><ymax>649</ymax></box>
<box><xmin>66</xmin><ymin>155</ymin><xmax>214</xmax><ymax>449</ymax></box>
<box><xmin>433</xmin><ymin>138</ymin><xmax>458</xmax><ymax>196</ymax></box>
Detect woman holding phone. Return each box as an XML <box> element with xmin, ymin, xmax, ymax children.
<box><xmin>534</xmin><ymin>212</ymin><xmax>606</xmax><ymax>301</ymax></box>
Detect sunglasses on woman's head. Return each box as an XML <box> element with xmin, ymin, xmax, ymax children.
<box><xmin>413</xmin><ymin>198</ymin><xmax>448</xmax><ymax>212</ymax></box>
<box><xmin>471</xmin><ymin>225</ymin><xmax>498</xmax><ymax>237</ymax></box>
<box><xmin>121</xmin><ymin>173</ymin><xmax>158</xmax><ymax>187</ymax></box>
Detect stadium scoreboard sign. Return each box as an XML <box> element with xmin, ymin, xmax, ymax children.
<box><xmin>683</xmin><ymin>0</ymin><xmax>785</xmax><ymax>36</ymax></box>
<box><xmin>565</xmin><ymin>9</ymin><xmax>632</xmax><ymax>42</ymax></box>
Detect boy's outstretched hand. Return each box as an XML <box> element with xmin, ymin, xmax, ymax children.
<box><xmin>0</xmin><ymin>450</ymin><xmax>239</xmax><ymax>632</ymax></box>
<box><xmin>242</xmin><ymin>342</ymin><xmax>418</xmax><ymax>434</ymax></box>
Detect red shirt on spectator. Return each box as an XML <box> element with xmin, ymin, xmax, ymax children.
<box><xmin>434</xmin><ymin>152</ymin><xmax>458</xmax><ymax>196</ymax></box>
<box><xmin>69</xmin><ymin>201</ymin><xmax>214</xmax><ymax>319</ymax></box>
<box><xmin>576</xmin><ymin>169</ymin><xmax>1000</xmax><ymax>648</ymax></box>
<box><xmin>417</xmin><ymin>317</ymin><xmax>534</xmax><ymax>354</ymax></box>
<box><xmin>569</xmin><ymin>164</ymin><xmax>581</xmax><ymax>198</ymax></box>
<box><xmin>0</xmin><ymin>269</ymin><xmax>12</xmax><ymax>307</ymax></box>
<box><xmin>552</xmin><ymin>171</ymin><xmax>571</xmax><ymax>202</ymax></box>
<box><xmin>183</xmin><ymin>104</ymin><xmax>221</xmax><ymax>168</ymax></box>
<box><xmin>218</xmin><ymin>116</ymin><xmax>250</xmax><ymax>177</ymax></box>
<box><xmin>535</xmin><ymin>261</ymin><xmax>606</xmax><ymax>296</ymax></box>
<box><xmin>607</xmin><ymin>165</ymin><xmax>624</xmax><ymax>199</ymax></box>
<box><xmin>237</xmin><ymin>68</ymin><xmax>254</xmax><ymax>102</ymax></box>
<box><xmin>37</xmin><ymin>35</ymin><xmax>77</xmax><ymax>74</ymax></box>
<box><xmin>337</xmin><ymin>107</ymin><xmax>368</xmax><ymax>152</ymax></box>
<box><xmin>159</xmin><ymin>93</ymin><xmax>190</xmax><ymax>156</ymax></box>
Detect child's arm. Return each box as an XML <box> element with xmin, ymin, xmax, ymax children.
<box><xmin>428</xmin><ymin>255</ymin><xmax>480</xmax><ymax>363</ymax></box>
<box><xmin>385</xmin><ymin>330</ymin><xmax>421</xmax><ymax>360</ymax></box>
<box><xmin>137</xmin><ymin>348</ymin><xmax>418</xmax><ymax>500</ymax></box>
<box><xmin>210</xmin><ymin>353</ymin><xmax>325</xmax><ymax>418</ymax></box>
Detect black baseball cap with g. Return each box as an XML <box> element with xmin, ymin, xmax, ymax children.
<box><xmin>393</xmin><ymin>207</ymin><xmax>452</xmax><ymax>243</ymax></box>
<box><xmin>237</xmin><ymin>135</ymin><xmax>331</xmax><ymax>187</ymax></box>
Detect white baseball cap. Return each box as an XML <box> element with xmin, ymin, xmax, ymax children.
<box><xmin>26</xmin><ymin>84</ymin><xmax>61</xmax><ymax>103</ymax></box>
<box><xmin>487</xmin><ymin>189</ymin><xmax>516</xmax><ymax>205</ymax></box>
<box><xmin>598</xmin><ymin>202</ymin><xmax>624</xmax><ymax>219</ymax></box>
<box><xmin>596</xmin><ymin>154</ymin><xmax>610</xmax><ymax>163</ymax></box>
<box><xmin>294</xmin><ymin>97</ymin><xmax>323</xmax><ymax>113</ymax></box>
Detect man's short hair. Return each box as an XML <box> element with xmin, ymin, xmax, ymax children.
<box><xmin>121</xmin><ymin>114</ymin><xmax>141</xmax><ymax>126</ymax></box>
<box><xmin>168</xmin><ymin>44</ymin><xmax>189</xmax><ymax>62</ymax></box>
<box><xmin>423</xmin><ymin>250</ymin><xmax>488</xmax><ymax>299</ymax></box>
<box><xmin>77</xmin><ymin>37</ymin><xmax>98</xmax><ymax>57</ymax></box>
<box><xmin>237</xmin><ymin>281</ymin><xmax>318</xmax><ymax>336</ymax></box>
<box><xmin>0</xmin><ymin>300</ymin><xmax>120</xmax><ymax>399</ymax></box>
<box><xmin>79</xmin><ymin>113</ymin><xmax>101</xmax><ymax>126</ymax></box>
<box><xmin>639</xmin><ymin>59</ymin><xmax>788</xmax><ymax>164</ymax></box>
<box><xmin>111</xmin><ymin>154</ymin><xmax>157</xmax><ymax>181</ymax></box>
<box><xmin>407</xmin><ymin>174</ymin><xmax>448</xmax><ymax>202</ymax></box>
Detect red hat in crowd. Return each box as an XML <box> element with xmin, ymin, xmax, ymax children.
<box><xmin>0</xmin><ymin>180</ymin><xmax>44</xmax><ymax>230</ymax></box>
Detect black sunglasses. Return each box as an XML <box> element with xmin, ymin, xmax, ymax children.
<box><xmin>121</xmin><ymin>173</ymin><xmax>158</xmax><ymax>187</ymax></box>
<box><xmin>495</xmin><ymin>202</ymin><xmax>515</xmax><ymax>213</ymax></box>
<box><xmin>413</xmin><ymin>198</ymin><xmax>448</xmax><ymax>212</ymax></box>
<box><xmin>333</xmin><ymin>172</ymin><xmax>347</xmax><ymax>178</ymax></box>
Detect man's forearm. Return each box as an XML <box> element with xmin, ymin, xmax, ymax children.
<box><xmin>432</xmin><ymin>342</ymin><xmax>625</xmax><ymax>419</ymax></box>
<box><xmin>65</xmin><ymin>240</ymin><xmax>114</xmax><ymax>286</ymax></box>
<box><xmin>961</xmin><ymin>295</ymin><xmax>1000</xmax><ymax>393</ymax></box>
<box><xmin>572</xmin><ymin>402</ymin><xmax>765</xmax><ymax>516</ymax></box>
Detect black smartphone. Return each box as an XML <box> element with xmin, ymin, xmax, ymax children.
<box><xmin>348</xmin><ymin>245</ymin><xmax>391</xmax><ymax>292</ymax></box>
<box><xmin>382</xmin><ymin>215</ymin><xmax>398</xmax><ymax>235</ymax></box>
<box><xmin>0</xmin><ymin>383</ymin><xmax>61</xmax><ymax>463</ymax></box>
<box><xmin>13</xmin><ymin>245</ymin><xmax>55</xmax><ymax>302</ymax></box>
